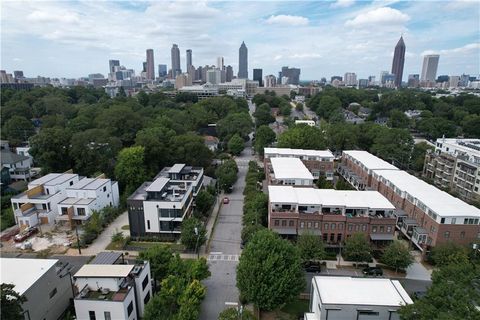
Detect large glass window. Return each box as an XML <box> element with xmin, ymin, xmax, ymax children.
<box><xmin>88</xmin><ymin>311</ymin><xmax>96</xmax><ymax>320</ymax></box>
<box><xmin>127</xmin><ymin>302</ymin><xmax>133</xmax><ymax>316</ymax></box>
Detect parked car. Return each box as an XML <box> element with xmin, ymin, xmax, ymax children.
<box><xmin>13</xmin><ymin>227</ymin><xmax>38</xmax><ymax>243</ymax></box>
<box><xmin>362</xmin><ymin>266</ymin><xmax>383</xmax><ymax>276</ymax></box>
<box><xmin>304</xmin><ymin>261</ymin><xmax>322</xmax><ymax>273</ymax></box>
<box><xmin>223</xmin><ymin>197</ymin><xmax>230</xmax><ymax>204</ymax></box>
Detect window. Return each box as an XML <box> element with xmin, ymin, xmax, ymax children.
<box><xmin>142</xmin><ymin>275</ymin><xmax>149</xmax><ymax>290</ymax></box>
<box><xmin>387</xmin><ymin>226</ymin><xmax>392</xmax><ymax>233</ymax></box>
<box><xmin>77</xmin><ymin>208</ymin><xmax>86</xmax><ymax>216</ymax></box>
<box><xmin>300</xmin><ymin>222</ymin><xmax>305</xmax><ymax>228</ymax></box>
<box><xmin>282</xmin><ymin>220</ymin><xmax>287</xmax><ymax>226</ymax></box>
<box><xmin>274</xmin><ymin>220</ymin><xmax>279</xmax><ymax>226</ymax></box>
<box><xmin>372</xmin><ymin>226</ymin><xmax>377</xmax><ymax>233</ymax></box>
<box><xmin>104</xmin><ymin>312</ymin><xmax>111</xmax><ymax>320</ymax></box>
<box><xmin>144</xmin><ymin>292</ymin><xmax>151</xmax><ymax>305</ymax></box>
<box><xmin>452</xmin><ymin>218</ymin><xmax>456</xmax><ymax>224</ymax></box>
<box><xmin>444</xmin><ymin>231</ymin><xmax>450</xmax><ymax>239</ymax></box>
<box><xmin>355</xmin><ymin>224</ymin><xmax>360</xmax><ymax>231</ymax></box>
<box><xmin>331</xmin><ymin>223</ymin><xmax>336</xmax><ymax>230</ymax></box>
<box><xmin>358</xmin><ymin>310</ymin><xmax>379</xmax><ymax>316</ymax></box>
<box><xmin>337</xmin><ymin>233</ymin><xmax>342</xmax><ymax>242</ymax></box>
<box><xmin>460</xmin><ymin>231</ymin><xmax>465</xmax><ymax>239</ymax></box>
<box><xmin>330</xmin><ymin>233</ymin><xmax>335</xmax><ymax>242</ymax></box>
<box><xmin>324</xmin><ymin>223</ymin><xmax>329</xmax><ymax>230</ymax></box>
<box><xmin>379</xmin><ymin>226</ymin><xmax>384</xmax><ymax>233</ymax></box>
<box><xmin>70</xmin><ymin>181</ymin><xmax>74</xmax><ymax>186</ymax></box>
<box><xmin>348</xmin><ymin>224</ymin><xmax>353</xmax><ymax>231</ymax></box>
<box><xmin>147</xmin><ymin>220</ymin><xmax>151</xmax><ymax>229</ymax></box>
<box><xmin>314</xmin><ymin>222</ymin><xmax>319</xmax><ymax>228</ymax></box>
<box><xmin>307</xmin><ymin>222</ymin><xmax>312</xmax><ymax>228</ymax></box>
<box><xmin>441</xmin><ymin>218</ymin><xmax>445</xmax><ymax>224</ymax></box>
<box><xmin>362</xmin><ymin>224</ymin><xmax>367</xmax><ymax>231</ymax></box>
<box><xmin>88</xmin><ymin>311</ymin><xmax>96</xmax><ymax>320</ymax></box>
<box><xmin>323</xmin><ymin>233</ymin><xmax>328</xmax><ymax>241</ymax></box>
<box><xmin>42</xmin><ymin>203</ymin><xmax>47</xmax><ymax>210</ymax></box>
<box><xmin>127</xmin><ymin>302</ymin><xmax>134</xmax><ymax>316</ymax></box>
<box><xmin>103</xmin><ymin>186</ymin><xmax>107</xmax><ymax>192</ymax></box>
<box><xmin>289</xmin><ymin>220</ymin><xmax>294</xmax><ymax>227</ymax></box>
<box><xmin>49</xmin><ymin>287</ymin><xmax>57</xmax><ymax>299</ymax></box>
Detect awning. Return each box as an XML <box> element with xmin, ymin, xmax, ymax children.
<box><xmin>273</xmin><ymin>228</ymin><xmax>298</xmax><ymax>235</ymax></box>
<box><xmin>370</xmin><ymin>234</ymin><xmax>395</xmax><ymax>241</ymax></box>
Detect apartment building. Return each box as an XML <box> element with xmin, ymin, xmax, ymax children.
<box><xmin>340</xmin><ymin>150</ymin><xmax>480</xmax><ymax>249</ymax></box>
<box><xmin>11</xmin><ymin>173</ymin><xmax>80</xmax><ymax>228</ymax></box>
<box><xmin>128</xmin><ymin>170</ymin><xmax>195</xmax><ymax>238</ymax></box>
<box><xmin>266</xmin><ymin>157</ymin><xmax>314</xmax><ymax>186</ymax></box>
<box><xmin>157</xmin><ymin>164</ymin><xmax>204</xmax><ymax>196</ymax></box>
<box><xmin>371</xmin><ymin>169</ymin><xmax>480</xmax><ymax>249</ymax></box>
<box><xmin>73</xmin><ymin>261</ymin><xmax>152</xmax><ymax>320</ymax></box>
<box><xmin>339</xmin><ymin>150</ymin><xmax>398</xmax><ymax>190</ymax></box>
<box><xmin>56</xmin><ymin>177</ymin><xmax>120</xmax><ymax>227</ymax></box>
<box><xmin>0</xmin><ymin>258</ymin><xmax>73</xmax><ymax>320</ymax></box>
<box><xmin>268</xmin><ymin>186</ymin><xmax>396</xmax><ymax>244</ymax></box>
<box><xmin>264</xmin><ymin>148</ymin><xmax>335</xmax><ymax>180</ymax></box>
<box><xmin>305</xmin><ymin>276</ymin><xmax>412</xmax><ymax>320</ymax></box>
<box><xmin>424</xmin><ymin>138</ymin><xmax>480</xmax><ymax>202</ymax></box>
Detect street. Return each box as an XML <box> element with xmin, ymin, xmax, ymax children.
<box><xmin>199</xmin><ymin>145</ymin><xmax>254</xmax><ymax>320</ymax></box>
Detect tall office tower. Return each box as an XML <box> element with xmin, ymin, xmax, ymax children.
<box><xmin>109</xmin><ymin>60</ymin><xmax>120</xmax><ymax>73</ymax></box>
<box><xmin>459</xmin><ymin>74</ymin><xmax>470</xmax><ymax>87</ymax></box>
<box><xmin>391</xmin><ymin>36</ymin><xmax>406</xmax><ymax>87</ymax></box>
<box><xmin>344</xmin><ymin>72</ymin><xmax>357</xmax><ymax>86</ymax></box>
<box><xmin>142</xmin><ymin>62</ymin><xmax>147</xmax><ymax>73</ymax></box>
<box><xmin>158</xmin><ymin>64</ymin><xmax>167</xmax><ymax>78</ymax></box>
<box><xmin>226</xmin><ymin>65</ymin><xmax>233</xmax><ymax>82</ymax></box>
<box><xmin>238</xmin><ymin>41</ymin><xmax>248</xmax><ymax>79</ymax></box>
<box><xmin>195</xmin><ymin>66</ymin><xmax>203</xmax><ymax>82</ymax></box>
<box><xmin>368</xmin><ymin>75</ymin><xmax>376</xmax><ymax>86</ymax></box>
<box><xmin>186</xmin><ymin>49</ymin><xmax>192</xmax><ymax>70</ymax></box>
<box><xmin>421</xmin><ymin>55</ymin><xmax>440</xmax><ymax>82</ymax></box>
<box><xmin>146</xmin><ymin>49</ymin><xmax>155</xmax><ymax>80</ymax></box>
<box><xmin>217</xmin><ymin>57</ymin><xmax>224</xmax><ymax>70</ymax></box>
<box><xmin>206</xmin><ymin>69</ymin><xmax>221</xmax><ymax>84</ymax></box>
<box><xmin>253</xmin><ymin>69</ymin><xmax>263</xmax><ymax>87</ymax></box>
<box><xmin>264</xmin><ymin>74</ymin><xmax>277</xmax><ymax>88</ymax></box>
<box><xmin>281</xmin><ymin>66</ymin><xmax>301</xmax><ymax>85</ymax></box>
<box><xmin>171</xmin><ymin>44</ymin><xmax>182</xmax><ymax>78</ymax></box>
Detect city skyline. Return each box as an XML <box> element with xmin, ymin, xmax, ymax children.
<box><xmin>1</xmin><ymin>1</ymin><xmax>479</xmax><ymax>79</ymax></box>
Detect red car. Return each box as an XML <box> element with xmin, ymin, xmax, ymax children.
<box><xmin>13</xmin><ymin>227</ymin><xmax>38</xmax><ymax>243</ymax></box>
<box><xmin>223</xmin><ymin>197</ymin><xmax>230</xmax><ymax>204</ymax></box>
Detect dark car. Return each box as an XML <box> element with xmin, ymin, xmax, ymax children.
<box><xmin>304</xmin><ymin>261</ymin><xmax>322</xmax><ymax>273</ymax></box>
<box><xmin>13</xmin><ymin>226</ymin><xmax>38</xmax><ymax>243</ymax></box>
<box><xmin>362</xmin><ymin>266</ymin><xmax>383</xmax><ymax>276</ymax></box>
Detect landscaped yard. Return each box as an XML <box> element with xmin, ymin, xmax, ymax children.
<box><xmin>261</xmin><ymin>298</ymin><xmax>309</xmax><ymax>320</ymax></box>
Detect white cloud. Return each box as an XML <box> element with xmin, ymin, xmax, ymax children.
<box><xmin>27</xmin><ymin>10</ymin><xmax>80</xmax><ymax>23</ymax></box>
<box><xmin>345</xmin><ymin>7</ymin><xmax>410</xmax><ymax>27</ymax></box>
<box><xmin>265</xmin><ymin>15</ymin><xmax>309</xmax><ymax>26</ymax></box>
<box><xmin>290</xmin><ymin>53</ymin><xmax>322</xmax><ymax>59</ymax></box>
<box><xmin>330</xmin><ymin>0</ymin><xmax>355</xmax><ymax>9</ymax></box>
<box><xmin>421</xmin><ymin>43</ymin><xmax>480</xmax><ymax>56</ymax></box>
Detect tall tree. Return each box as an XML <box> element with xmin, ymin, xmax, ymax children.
<box><xmin>2</xmin><ymin>116</ymin><xmax>35</xmax><ymax>145</ymax></box>
<box><xmin>237</xmin><ymin>229</ymin><xmax>304</xmax><ymax>311</ymax></box>
<box><xmin>1</xmin><ymin>284</ymin><xmax>27</xmax><ymax>320</ymax></box>
<box><xmin>380</xmin><ymin>241</ymin><xmax>413</xmax><ymax>273</ymax></box>
<box><xmin>253</xmin><ymin>103</ymin><xmax>275</xmax><ymax>126</ymax></box>
<box><xmin>430</xmin><ymin>242</ymin><xmax>469</xmax><ymax>266</ymax></box>
<box><xmin>277</xmin><ymin>125</ymin><xmax>327</xmax><ymax>150</ymax></box>
<box><xmin>297</xmin><ymin>231</ymin><xmax>325</xmax><ymax>262</ymax></box>
<box><xmin>228</xmin><ymin>134</ymin><xmax>245</xmax><ymax>156</ymax></box>
<box><xmin>343</xmin><ymin>233</ymin><xmax>372</xmax><ymax>264</ymax></box>
<box><xmin>114</xmin><ymin>146</ymin><xmax>147</xmax><ymax>194</ymax></box>
<box><xmin>217</xmin><ymin>112</ymin><xmax>253</xmax><ymax>141</ymax></box>
<box><xmin>194</xmin><ymin>190</ymin><xmax>215</xmax><ymax>217</ymax></box>
<box><xmin>254</xmin><ymin>125</ymin><xmax>276</xmax><ymax>156</ymax></box>
<box><xmin>138</xmin><ymin>244</ymin><xmax>174</xmax><ymax>282</ymax></box>
<box><xmin>180</xmin><ymin>217</ymin><xmax>207</xmax><ymax>251</ymax></box>
<box><xmin>29</xmin><ymin>127</ymin><xmax>73</xmax><ymax>173</ymax></box>
<box><xmin>216</xmin><ymin>159</ymin><xmax>238</xmax><ymax>192</ymax></box>
<box><xmin>135</xmin><ymin>126</ymin><xmax>176</xmax><ymax>175</ymax></box>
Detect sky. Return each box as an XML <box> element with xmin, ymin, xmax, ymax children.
<box><xmin>1</xmin><ymin>0</ymin><xmax>479</xmax><ymax>80</ymax></box>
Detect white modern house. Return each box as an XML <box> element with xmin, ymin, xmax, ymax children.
<box><xmin>305</xmin><ymin>276</ymin><xmax>413</xmax><ymax>320</ymax></box>
<box><xmin>73</xmin><ymin>262</ymin><xmax>152</xmax><ymax>320</ymax></box>
<box><xmin>267</xmin><ymin>157</ymin><xmax>314</xmax><ymax>186</ymax></box>
<box><xmin>1</xmin><ymin>149</ymin><xmax>33</xmax><ymax>181</ymax></box>
<box><xmin>157</xmin><ymin>164</ymin><xmax>204</xmax><ymax>196</ymax></box>
<box><xmin>0</xmin><ymin>258</ymin><xmax>73</xmax><ymax>320</ymax></box>
<box><xmin>56</xmin><ymin>177</ymin><xmax>120</xmax><ymax>226</ymax></box>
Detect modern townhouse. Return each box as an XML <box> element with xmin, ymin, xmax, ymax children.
<box><xmin>266</xmin><ymin>157</ymin><xmax>314</xmax><ymax>186</ymax></box>
<box><xmin>156</xmin><ymin>163</ymin><xmax>204</xmax><ymax>196</ymax></box>
<box><xmin>305</xmin><ymin>276</ymin><xmax>413</xmax><ymax>320</ymax></box>
<box><xmin>73</xmin><ymin>261</ymin><xmax>152</xmax><ymax>320</ymax></box>
<box><xmin>264</xmin><ymin>148</ymin><xmax>335</xmax><ymax>180</ymax></box>
<box><xmin>268</xmin><ymin>186</ymin><xmax>397</xmax><ymax>245</ymax></box>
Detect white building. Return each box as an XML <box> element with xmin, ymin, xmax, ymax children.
<box><xmin>268</xmin><ymin>157</ymin><xmax>314</xmax><ymax>186</ymax></box>
<box><xmin>295</xmin><ymin>120</ymin><xmax>315</xmax><ymax>127</ymax></box>
<box><xmin>264</xmin><ymin>74</ymin><xmax>277</xmax><ymax>87</ymax></box>
<box><xmin>178</xmin><ymin>84</ymin><xmax>218</xmax><ymax>99</ymax></box>
<box><xmin>1</xmin><ymin>149</ymin><xmax>33</xmax><ymax>181</ymax></box>
<box><xmin>0</xmin><ymin>258</ymin><xmax>72</xmax><ymax>320</ymax></box>
<box><xmin>421</xmin><ymin>54</ymin><xmax>440</xmax><ymax>82</ymax></box>
<box><xmin>73</xmin><ymin>262</ymin><xmax>152</xmax><ymax>320</ymax></box>
<box><xmin>344</xmin><ymin>72</ymin><xmax>357</xmax><ymax>86</ymax></box>
<box><xmin>206</xmin><ymin>69</ymin><xmax>221</xmax><ymax>84</ymax></box>
<box><xmin>56</xmin><ymin>177</ymin><xmax>120</xmax><ymax>226</ymax></box>
<box><xmin>305</xmin><ymin>276</ymin><xmax>413</xmax><ymax>320</ymax></box>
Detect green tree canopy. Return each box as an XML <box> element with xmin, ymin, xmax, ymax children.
<box><xmin>254</xmin><ymin>103</ymin><xmax>275</xmax><ymax>126</ymax></box>
<box><xmin>218</xmin><ymin>307</ymin><xmax>257</xmax><ymax>320</ymax></box>
<box><xmin>277</xmin><ymin>125</ymin><xmax>327</xmax><ymax>150</ymax></box>
<box><xmin>343</xmin><ymin>233</ymin><xmax>372</xmax><ymax>264</ymax></box>
<box><xmin>254</xmin><ymin>125</ymin><xmax>276</xmax><ymax>156</ymax></box>
<box><xmin>217</xmin><ymin>112</ymin><xmax>253</xmax><ymax>141</ymax></box>
<box><xmin>228</xmin><ymin>134</ymin><xmax>245</xmax><ymax>156</ymax></box>
<box><xmin>430</xmin><ymin>242</ymin><xmax>470</xmax><ymax>266</ymax></box>
<box><xmin>1</xmin><ymin>283</ymin><xmax>27</xmax><ymax>320</ymax></box>
<box><xmin>3</xmin><ymin>116</ymin><xmax>35</xmax><ymax>145</ymax></box>
<box><xmin>216</xmin><ymin>159</ymin><xmax>239</xmax><ymax>192</ymax></box>
<box><xmin>114</xmin><ymin>146</ymin><xmax>147</xmax><ymax>194</ymax></box>
<box><xmin>297</xmin><ymin>231</ymin><xmax>325</xmax><ymax>262</ymax></box>
<box><xmin>194</xmin><ymin>190</ymin><xmax>215</xmax><ymax>217</ymax></box>
<box><xmin>380</xmin><ymin>241</ymin><xmax>413</xmax><ymax>272</ymax></box>
<box><xmin>29</xmin><ymin>127</ymin><xmax>73</xmax><ymax>173</ymax></box>
<box><xmin>180</xmin><ymin>217</ymin><xmax>207</xmax><ymax>251</ymax></box>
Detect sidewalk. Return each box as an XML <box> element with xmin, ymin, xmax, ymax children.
<box><xmin>202</xmin><ymin>194</ymin><xmax>223</xmax><ymax>255</ymax></box>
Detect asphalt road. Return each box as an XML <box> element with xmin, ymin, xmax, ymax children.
<box><xmin>199</xmin><ymin>145</ymin><xmax>254</xmax><ymax>320</ymax></box>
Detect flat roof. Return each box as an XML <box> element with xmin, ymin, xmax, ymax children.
<box><xmin>343</xmin><ymin>150</ymin><xmax>399</xmax><ymax>171</ymax></box>
<box><xmin>0</xmin><ymin>258</ymin><xmax>58</xmax><ymax>295</ymax></box>
<box><xmin>58</xmin><ymin>197</ymin><xmax>95</xmax><ymax>205</ymax></box>
<box><xmin>74</xmin><ymin>264</ymin><xmax>134</xmax><ymax>278</ymax></box>
<box><xmin>90</xmin><ymin>252</ymin><xmax>122</xmax><ymax>265</ymax></box>
<box><xmin>373</xmin><ymin>169</ymin><xmax>480</xmax><ymax>218</ymax></box>
<box><xmin>69</xmin><ymin>178</ymin><xmax>109</xmax><ymax>190</ymax></box>
<box><xmin>270</xmin><ymin>158</ymin><xmax>314</xmax><ymax>180</ymax></box>
<box><xmin>169</xmin><ymin>164</ymin><xmax>186</xmax><ymax>174</ymax></box>
<box><xmin>264</xmin><ymin>147</ymin><xmax>334</xmax><ymax>158</ymax></box>
<box><xmin>268</xmin><ymin>186</ymin><xmax>395</xmax><ymax>209</ymax></box>
<box><xmin>29</xmin><ymin>173</ymin><xmax>62</xmax><ymax>186</ymax></box>
<box><xmin>145</xmin><ymin>177</ymin><xmax>170</xmax><ymax>192</ymax></box>
<box><xmin>313</xmin><ymin>276</ymin><xmax>413</xmax><ymax>306</ymax></box>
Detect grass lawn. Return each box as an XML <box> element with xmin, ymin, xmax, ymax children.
<box><xmin>128</xmin><ymin>241</ymin><xmax>185</xmax><ymax>253</ymax></box>
<box><xmin>106</xmin><ymin>240</ymin><xmax>125</xmax><ymax>250</ymax></box>
<box><xmin>121</xmin><ymin>225</ymin><xmax>129</xmax><ymax>230</ymax></box>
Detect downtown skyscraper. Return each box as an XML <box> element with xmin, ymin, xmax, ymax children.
<box><xmin>421</xmin><ymin>54</ymin><xmax>440</xmax><ymax>82</ymax></box>
<box><xmin>146</xmin><ymin>49</ymin><xmax>155</xmax><ymax>80</ymax></box>
<box><xmin>238</xmin><ymin>41</ymin><xmax>248</xmax><ymax>79</ymax></box>
<box><xmin>391</xmin><ymin>36</ymin><xmax>406</xmax><ymax>87</ymax></box>
<box><xmin>186</xmin><ymin>49</ymin><xmax>192</xmax><ymax>70</ymax></box>
<box><xmin>171</xmin><ymin>44</ymin><xmax>181</xmax><ymax>78</ymax></box>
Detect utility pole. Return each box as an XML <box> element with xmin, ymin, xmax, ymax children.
<box><xmin>75</xmin><ymin>225</ymin><xmax>82</xmax><ymax>255</ymax></box>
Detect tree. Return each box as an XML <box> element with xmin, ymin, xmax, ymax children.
<box><xmin>277</xmin><ymin>125</ymin><xmax>327</xmax><ymax>150</ymax></box>
<box><xmin>254</xmin><ymin>125</ymin><xmax>276</xmax><ymax>156</ymax></box>
<box><xmin>3</xmin><ymin>116</ymin><xmax>35</xmax><ymax>145</ymax></box>
<box><xmin>138</xmin><ymin>244</ymin><xmax>174</xmax><ymax>282</ymax></box>
<box><xmin>194</xmin><ymin>190</ymin><xmax>215</xmax><ymax>217</ymax></box>
<box><xmin>371</xmin><ymin>128</ymin><xmax>413</xmax><ymax>168</ymax></box>
<box><xmin>316</xmin><ymin>95</ymin><xmax>342</xmax><ymax>121</ymax></box>
<box><xmin>409</xmin><ymin>142</ymin><xmax>434</xmax><ymax>172</ymax></box>
<box><xmin>335</xmin><ymin>177</ymin><xmax>354</xmax><ymax>190</ymax></box>
<box><xmin>114</xmin><ymin>146</ymin><xmax>147</xmax><ymax>194</ymax></box>
<box><xmin>237</xmin><ymin>229</ymin><xmax>304</xmax><ymax>311</ymax></box>
<box><xmin>387</xmin><ymin>109</ymin><xmax>410</xmax><ymax>128</ymax></box>
<box><xmin>216</xmin><ymin>159</ymin><xmax>238</xmax><ymax>192</ymax></box>
<box><xmin>1</xmin><ymin>284</ymin><xmax>27</xmax><ymax>320</ymax></box>
<box><xmin>217</xmin><ymin>112</ymin><xmax>253</xmax><ymax>141</ymax></box>
<box><xmin>135</xmin><ymin>126</ymin><xmax>176</xmax><ymax>175</ymax></box>
<box><xmin>343</xmin><ymin>233</ymin><xmax>372</xmax><ymax>264</ymax></box>
<box><xmin>297</xmin><ymin>231</ymin><xmax>325</xmax><ymax>262</ymax></box>
<box><xmin>326</xmin><ymin>123</ymin><xmax>359</xmax><ymax>152</ymax></box>
<box><xmin>380</xmin><ymin>241</ymin><xmax>413</xmax><ymax>272</ymax></box>
<box><xmin>228</xmin><ymin>134</ymin><xmax>245</xmax><ymax>156</ymax></box>
<box><xmin>218</xmin><ymin>307</ymin><xmax>257</xmax><ymax>320</ymax></box>
<box><xmin>241</xmin><ymin>224</ymin><xmax>265</xmax><ymax>244</ymax></box>
<box><xmin>316</xmin><ymin>176</ymin><xmax>334</xmax><ymax>189</ymax></box>
<box><xmin>171</xmin><ymin>134</ymin><xmax>213</xmax><ymax>168</ymax></box>
<box><xmin>295</xmin><ymin>103</ymin><xmax>304</xmax><ymax>112</ymax></box>
<box><xmin>254</xmin><ymin>103</ymin><xmax>275</xmax><ymax>126</ymax></box>
<box><xmin>143</xmin><ymin>275</ymin><xmax>185</xmax><ymax>320</ymax></box>
<box><xmin>180</xmin><ymin>217</ymin><xmax>207</xmax><ymax>251</ymax></box>
<box><xmin>29</xmin><ymin>127</ymin><xmax>73</xmax><ymax>173</ymax></box>
<box><xmin>430</xmin><ymin>242</ymin><xmax>469</xmax><ymax>266</ymax></box>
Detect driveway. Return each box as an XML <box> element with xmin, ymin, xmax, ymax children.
<box><xmin>200</xmin><ymin>145</ymin><xmax>253</xmax><ymax>320</ymax></box>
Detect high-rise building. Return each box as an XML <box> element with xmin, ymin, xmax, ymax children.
<box><xmin>459</xmin><ymin>74</ymin><xmax>470</xmax><ymax>87</ymax></box>
<box><xmin>158</xmin><ymin>64</ymin><xmax>167</xmax><ymax>78</ymax></box>
<box><xmin>253</xmin><ymin>69</ymin><xmax>263</xmax><ymax>87</ymax></box>
<box><xmin>344</xmin><ymin>72</ymin><xmax>357</xmax><ymax>86</ymax></box>
<box><xmin>368</xmin><ymin>75</ymin><xmax>376</xmax><ymax>86</ymax></box>
<box><xmin>449</xmin><ymin>76</ymin><xmax>460</xmax><ymax>88</ymax></box>
<box><xmin>421</xmin><ymin>55</ymin><xmax>440</xmax><ymax>82</ymax></box>
<box><xmin>186</xmin><ymin>49</ymin><xmax>192</xmax><ymax>70</ymax></box>
<box><xmin>391</xmin><ymin>36</ymin><xmax>406</xmax><ymax>87</ymax></box>
<box><xmin>108</xmin><ymin>60</ymin><xmax>120</xmax><ymax>73</ymax></box>
<box><xmin>281</xmin><ymin>66</ymin><xmax>301</xmax><ymax>85</ymax></box>
<box><xmin>13</xmin><ymin>71</ymin><xmax>24</xmax><ymax>79</ymax></box>
<box><xmin>146</xmin><ymin>49</ymin><xmax>155</xmax><ymax>80</ymax></box>
<box><xmin>217</xmin><ymin>57</ymin><xmax>224</xmax><ymax>70</ymax></box>
<box><xmin>408</xmin><ymin>74</ymin><xmax>419</xmax><ymax>87</ymax></box>
<box><xmin>264</xmin><ymin>74</ymin><xmax>277</xmax><ymax>88</ymax></box>
<box><xmin>437</xmin><ymin>75</ymin><xmax>449</xmax><ymax>83</ymax></box>
<box><xmin>331</xmin><ymin>76</ymin><xmax>342</xmax><ymax>83</ymax></box>
<box><xmin>226</xmin><ymin>65</ymin><xmax>233</xmax><ymax>82</ymax></box>
<box><xmin>171</xmin><ymin>44</ymin><xmax>182</xmax><ymax>78</ymax></box>
<box><xmin>206</xmin><ymin>69</ymin><xmax>221</xmax><ymax>84</ymax></box>
<box><xmin>238</xmin><ymin>41</ymin><xmax>248</xmax><ymax>79</ymax></box>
